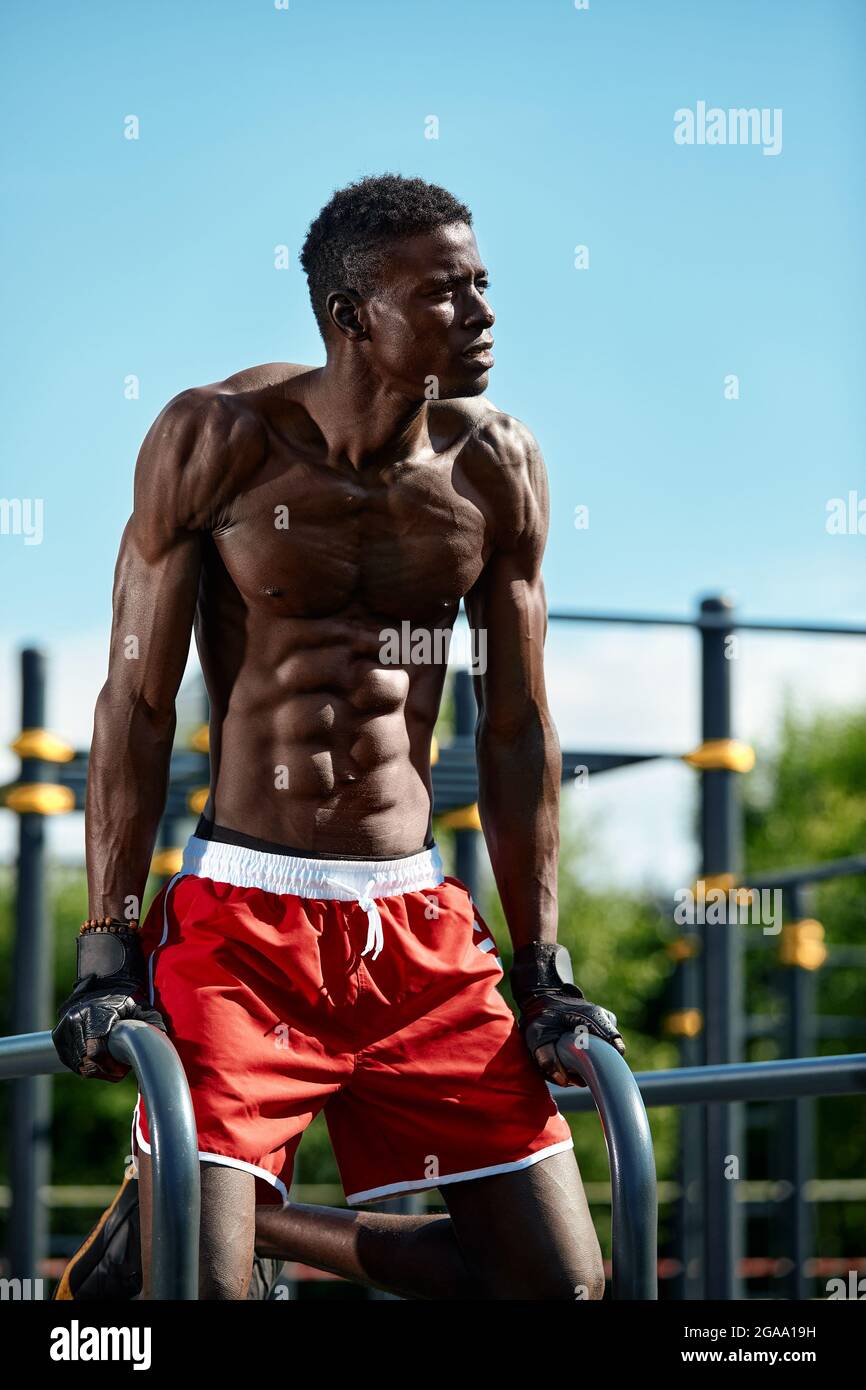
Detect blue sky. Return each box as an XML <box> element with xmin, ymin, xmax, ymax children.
<box><xmin>1</xmin><ymin>0</ymin><xmax>864</xmax><ymax>883</ymax></box>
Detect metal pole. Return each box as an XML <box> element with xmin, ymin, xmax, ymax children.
<box><xmin>556</xmin><ymin>1035</ymin><xmax>658</xmax><ymax>1299</ymax></box>
<box><xmin>0</xmin><ymin>1026</ymin><xmax>200</xmax><ymax>1300</ymax></box>
<box><xmin>9</xmin><ymin>648</ymin><xmax>52</xmax><ymax>1280</ymax></box>
<box><xmin>453</xmin><ymin>669</ymin><xmax>480</xmax><ymax>901</ymax></box>
<box><xmin>699</xmin><ymin>595</ymin><xmax>743</xmax><ymax>1300</ymax></box>
<box><xmin>555</xmin><ymin>1052</ymin><xmax>866</xmax><ymax>1110</ymax></box>
<box><xmin>776</xmin><ymin>882</ymin><xmax>816</xmax><ymax>1299</ymax></box>
<box><xmin>107</xmin><ymin>1022</ymin><xmax>200</xmax><ymax>1301</ymax></box>
<box><xmin>668</xmin><ymin>943</ymin><xmax>704</xmax><ymax>1300</ymax></box>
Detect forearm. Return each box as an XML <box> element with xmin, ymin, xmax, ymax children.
<box><xmin>85</xmin><ymin>683</ymin><xmax>176</xmax><ymax>920</ymax></box>
<box><xmin>476</xmin><ymin>703</ymin><xmax>561</xmax><ymax>950</ymax></box>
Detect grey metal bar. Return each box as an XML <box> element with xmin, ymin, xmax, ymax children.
<box><xmin>668</xmin><ymin>934</ymin><xmax>703</xmax><ymax>1301</ymax></box>
<box><xmin>546</xmin><ymin>609</ymin><xmax>866</xmax><ymax>637</ymax></box>
<box><xmin>555</xmin><ymin>1035</ymin><xmax>658</xmax><ymax>1300</ymax></box>
<box><xmin>555</xmin><ymin>1052</ymin><xmax>866</xmax><ymax>1111</ymax></box>
<box><xmin>0</xmin><ymin>1024</ymin><xmax>200</xmax><ymax>1300</ymax></box>
<box><xmin>9</xmin><ymin>648</ymin><xmax>52</xmax><ymax>1281</ymax></box>
<box><xmin>453</xmin><ymin>669</ymin><xmax>480</xmax><ymax>900</ymax></box>
<box><xmin>699</xmin><ymin>594</ymin><xmax>742</xmax><ymax>1300</ymax></box>
<box><xmin>0</xmin><ymin>1031</ymin><xmax>68</xmax><ymax>1077</ymax></box>
<box><xmin>107</xmin><ymin>1021</ymin><xmax>200</xmax><ymax>1301</ymax></box>
<box><xmin>776</xmin><ymin>883</ymin><xmax>816</xmax><ymax>1301</ymax></box>
<box><xmin>742</xmin><ymin>855</ymin><xmax>866</xmax><ymax>891</ymax></box>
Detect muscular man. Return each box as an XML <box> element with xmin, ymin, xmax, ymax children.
<box><xmin>53</xmin><ymin>174</ymin><xmax>624</xmax><ymax>1300</ymax></box>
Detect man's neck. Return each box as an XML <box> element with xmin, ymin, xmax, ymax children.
<box><xmin>302</xmin><ymin>356</ymin><xmax>430</xmax><ymax>471</ymax></box>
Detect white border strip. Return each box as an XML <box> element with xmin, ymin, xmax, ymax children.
<box><xmin>133</xmin><ymin>1103</ymin><xmax>289</xmax><ymax>1203</ymax></box>
<box><xmin>147</xmin><ymin>869</ymin><xmax>186</xmax><ymax>1003</ymax></box>
<box><xmin>181</xmin><ymin>835</ymin><xmax>444</xmax><ymax>900</ymax></box>
<box><xmin>344</xmin><ymin>1136</ymin><xmax>575</xmax><ymax>1206</ymax></box>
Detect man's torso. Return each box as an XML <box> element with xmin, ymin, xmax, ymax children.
<box><xmin>164</xmin><ymin>362</ymin><xmax>523</xmax><ymax>857</ymax></box>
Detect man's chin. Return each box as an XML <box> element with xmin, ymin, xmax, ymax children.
<box><xmin>437</xmin><ymin>370</ymin><xmax>490</xmax><ymax>399</ymax></box>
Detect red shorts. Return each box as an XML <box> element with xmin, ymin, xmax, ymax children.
<box><xmin>133</xmin><ymin>835</ymin><xmax>573</xmax><ymax>1206</ymax></box>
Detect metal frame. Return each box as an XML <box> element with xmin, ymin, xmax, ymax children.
<box><xmin>2</xmin><ymin>1027</ymin><xmax>863</xmax><ymax>1300</ymax></box>
<box><xmin>556</xmin><ymin>1051</ymin><xmax>866</xmax><ymax>1110</ymax></box>
<box><xmin>557</xmin><ymin>1036</ymin><xmax>659</xmax><ymax>1299</ymax></box>
<box><xmin>0</xmin><ymin>1022</ymin><xmax>200</xmax><ymax>1300</ymax></box>
<box><xmin>556</xmin><ymin>1047</ymin><xmax>866</xmax><ymax>1298</ymax></box>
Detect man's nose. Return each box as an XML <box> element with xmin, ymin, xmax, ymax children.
<box><xmin>465</xmin><ymin>294</ymin><xmax>495</xmax><ymax>328</ymax></box>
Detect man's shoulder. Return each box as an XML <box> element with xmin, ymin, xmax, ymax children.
<box><xmin>155</xmin><ymin>362</ymin><xmax>313</xmax><ymax>437</ymax></box>
<box><xmin>441</xmin><ymin>396</ymin><xmax>540</xmax><ymax>472</ymax></box>
<box><xmin>133</xmin><ymin>365</ymin><xmax>310</xmax><ymax>533</ymax></box>
<box><xmin>442</xmin><ymin>399</ymin><xmax>547</xmax><ymax>553</ymax></box>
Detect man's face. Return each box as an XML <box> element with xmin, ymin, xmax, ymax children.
<box><xmin>359</xmin><ymin>221</ymin><xmax>495</xmax><ymax>399</ymax></box>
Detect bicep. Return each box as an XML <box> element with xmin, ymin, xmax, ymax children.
<box><xmin>103</xmin><ymin>395</ymin><xmax>211</xmax><ymax>713</ymax></box>
<box><xmin>104</xmin><ymin>515</ymin><xmax>202</xmax><ymax>716</ymax></box>
<box><xmin>463</xmin><ymin>416</ymin><xmax>551</xmax><ymax>736</ymax></box>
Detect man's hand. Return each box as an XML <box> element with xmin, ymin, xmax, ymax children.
<box><xmin>53</xmin><ymin>979</ymin><xmax>166</xmax><ymax>1082</ymax></box>
<box><xmin>510</xmin><ymin>941</ymin><xmax>625</xmax><ymax>1089</ymax></box>
<box><xmin>52</xmin><ymin>922</ymin><xmax>167</xmax><ymax>1082</ymax></box>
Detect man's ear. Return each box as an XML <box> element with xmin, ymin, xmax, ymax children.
<box><xmin>326</xmin><ymin>290</ymin><xmax>369</xmax><ymax>341</ymax></box>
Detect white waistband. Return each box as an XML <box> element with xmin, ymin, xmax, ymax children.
<box><xmin>180</xmin><ymin>835</ymin><xmax>444</xmax><ymax>901</ymax></box>
<box><xmin>178</xmin><ymin>835</ymin><xmax>445</xmax><ymax>963</ymax></box>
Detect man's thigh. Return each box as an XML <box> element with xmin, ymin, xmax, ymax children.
<box><xmin>440</xmin><ymin>1148</ymin><xmax>605</xmax><ymax>1301</ymax></box>
<box><xmin>139</xmin><ymin>1153</ymin><xmax>256</xmax><ymax>1300</ymax></box>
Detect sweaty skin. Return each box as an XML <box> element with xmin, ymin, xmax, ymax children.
<box><xmin>87</xmin><ymin>226</ymin><xmax>565</xmax><ymax>1071</ymax></box>
<box><xmin>97</xmin><ymin>364</ymin><xmax>545</xmax><ymax>865</ymax></box>
<box><xmin>86</xmin><ymin>220</ymin><xmax>607</xmax><ymax>1298</ymax></box>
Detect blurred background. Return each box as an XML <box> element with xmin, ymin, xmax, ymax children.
<box><xmin>1</xmin><ymin>0</ymin><xmax>864</xmax><ymax>1298</ymax></box>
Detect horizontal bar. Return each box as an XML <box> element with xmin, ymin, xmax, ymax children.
<box><xmin>546</xmin><ymin>610</ymin><xmax>866</xmax><ymax>637</ymax></box>
<box><xmin>0</xmin><ymin>1030</ymin><xmax>67</xmax><ymax>1078</ymax></box>
<box><xmin>744</xmin><ymin>854</ymin><xmax>866</xmax><ymax>890</ymax></box>
<box><xmin>555</xmin><ymin>1052</ymin><xmax>866</xmax><ymax>1111</ymax></box>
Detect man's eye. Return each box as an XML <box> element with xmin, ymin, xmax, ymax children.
<box><xmin>476</xmin><ymin>281</ymin><xmax>490</xmax><ymax>293</ymax></box>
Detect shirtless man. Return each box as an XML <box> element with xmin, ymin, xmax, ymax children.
<box><xmin>52</xmin><ymin>174</ymin><xmax>625</xmax><ymax>1300</ymax></box>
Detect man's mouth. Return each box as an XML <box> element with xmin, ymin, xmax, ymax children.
<box><xmin>460</xmin><ymin>339</ymin><xmax>495</xmax><ymax>368</ymax></box>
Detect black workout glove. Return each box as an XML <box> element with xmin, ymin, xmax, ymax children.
<box><xmin>52</xmin><ymin>924</ymin><xmax>166</xmax><ymax>1082</ymax></box>
<box><xmin>510</xmin><ymin>941</ymin><xmax>625</xmax><ymax>1089</ymax></box>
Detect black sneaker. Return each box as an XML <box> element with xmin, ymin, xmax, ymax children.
<box><xmin>53</xmin><ymin>1160</ymin><xmax>286</xmax><ymax>1300</ymax></box>
<box><xmin>53</xmin><ymin>1162</ymin><xmax>142</xmax><ymax>1300</ymax></box>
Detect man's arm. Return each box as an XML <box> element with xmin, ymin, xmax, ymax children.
<box><xmin>463</xmin><ymin>414</ymin><xmax>559</xmax><ymax>951</ymax></box>
<box><xmin>464</xmin><ymin>414</ymin><xmax>625</xmax><ymax>1086</ymax></box>
<box><xmin>54</xmin><ymin>390</ymin><xmax>241</xmax><ymax>1080</ymax></box>
<box><xmin>86</xmin><ymin>395</ymin><xmax>207</xmax><ymax>922</ymax></box>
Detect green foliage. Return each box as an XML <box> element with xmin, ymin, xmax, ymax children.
<box><xmin>740</xmin><ymin>700</ymin><xmax>866</xmax><ymax>1271</ymax></box>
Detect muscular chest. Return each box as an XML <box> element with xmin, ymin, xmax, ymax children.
<box><xmin>210</xmin><ymin>454</ymin><xmax>490</xmax><ymax>620</ymax></box>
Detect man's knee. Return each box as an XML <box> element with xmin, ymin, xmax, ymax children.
<box><xmin>198</xmin><ymin>1259</ymin><xmax>251</xmax><ymax>1301</ymax></box>
<box><xmin>481</xmin><ymin>1245</ymin><xmax>605</xmax><ymax>1301</ymax></box>
<box><xmin>573</xmin><ymin>1253</ymin><xmax>606</xmax><ymax>1302</ymax></box>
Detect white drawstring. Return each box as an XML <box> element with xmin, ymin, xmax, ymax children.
<box><xmin>358</xmin><ymin>879</ymin><xmax>384</xmax><ymax>960</ymax></box>
<box><xmin>331</xmin><ymin>874</ymin><xmax>385</xmax><ymax>960</ymax></box>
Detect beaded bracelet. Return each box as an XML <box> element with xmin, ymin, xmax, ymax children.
<box><xmin>79</xmin><ymin>916</ymin><xmax>141</xmax><ymax>936</ymax></box>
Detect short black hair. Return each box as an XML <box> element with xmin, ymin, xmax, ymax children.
<box><xmin>299</xmin><ymin>173</ymin><xmax>473</xmax><ymax>337</ymax></box>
